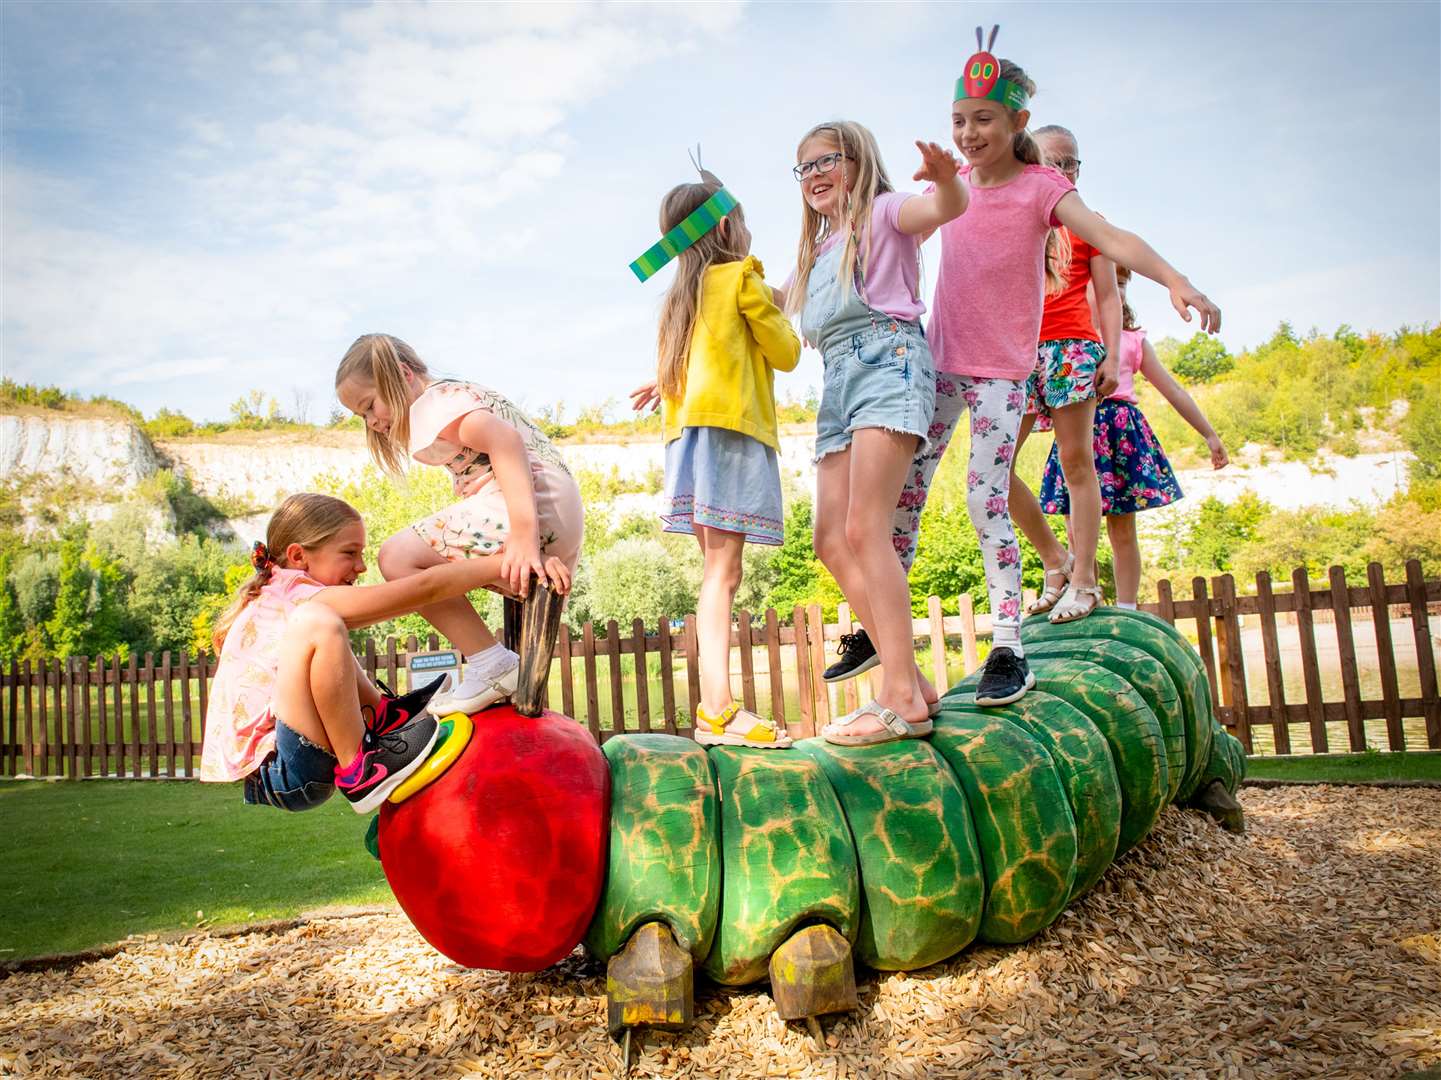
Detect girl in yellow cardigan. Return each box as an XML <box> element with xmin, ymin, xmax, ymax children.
<box><xmin>631</xmin><ymin>180</ymin><xmax>801</xmax><ymax>748</ymax></box>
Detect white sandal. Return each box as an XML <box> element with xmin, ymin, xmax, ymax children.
<box><xmin>822</xmin><ymin>701</ymin><xmax>933</xmax><ymax>747</ymax></box>
<box><xmin>1049</xmin><ymin>583</ymin><xmax>1104</xmax><ymax>624</ymax></box>
<box><xmin>1027</xmin><ymin>551</ymin><xmax>1075</xmax><ymax>615</ymax></box>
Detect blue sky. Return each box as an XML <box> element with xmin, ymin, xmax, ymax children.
<box><xmin>3</xmin><ymin>1</ymin><xmax>1438</xmax><ymax>424</ymax></box>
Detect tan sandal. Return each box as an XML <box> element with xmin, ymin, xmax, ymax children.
<box><xmin>694</xmin><ymin>702</ymin><xmax>792</xmax><ymax>749</ymax></box>
<box><xmin>1049</xmin><ymin>583</ymin><xmax>1104</xmax><ymax>624</ymax></box>
<box><xmin>822</xmin><ymin>701</ymin><xmax>933</xmax><ymax>747</ymax></box>
<box><xmin>1027</xmin><ymin>552</ymin><xmax>1075</xmax><ymax>615</ymax></box>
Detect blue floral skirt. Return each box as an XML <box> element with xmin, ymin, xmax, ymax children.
<box><xmin>1040</xmin><ymin>399</ymin><xmax>1183</xmax><ymax>516</ymax></box>
<box><xmin>663</xmin><ymin>426</ymin><xmax>784</xmax><ymax>545</ymax></box>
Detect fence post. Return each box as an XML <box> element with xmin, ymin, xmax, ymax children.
<box><xmin>605</xmin><ymin>620</ymin><xmax>625</xmax><ymax>737</ymax></box>
<box><xmin>1328</xmin><ymin>565</ymin><xmax>1366</xmax><ymax>751</ymax></box>
<box><xmin>1254</xmin><ymin>571</ymin><xmax>1290</xmax><ymax>754</ymax></box>
<box><xmin>1366</xmin><ymin>562</ymin><xmax>1405</xmax><ymax>751</ymax></box>
<box><xmin>111</xmin><ymin>654</ymin><xmax>125</xmax><ymax>778</ymax></box>
<box><xmin>65</xmin><ymin>656</ymin><xmax>79</xmax><ymax>779</ymax></box>
<box><xmin>5</xmin><ymin>660</ymin><xmax>17</xmax><ymax>776</ymax></box>
<box><xmin>957</xmin><ymin>593</ymin><xmax>979</xmax><ymax>674</ymax></box>
<box><xmin>1155</xmin><ymin>577</ymin><xmax>1176</xmax><ymax>625</ymax></box>
<box><xmin>656</xmin><ymin>620</ymin><xmax>676</xmax><ymax>733</ymax></box>
<box><xmin>582</xmin><ymin>621</ymin><xmax>601</xmax><ymax>739</ymax></box>
<box><xmin>806</xmin><ymin>603</ymin><xmax>831</xmax><ymax>729</ymax></box>
<box><xmin>927</xmin><ymin>595</ymin><xmax>949</xmax><ymax>694</ymax></box>
<box><xmin>160</xmin><ymin>651</ymin><xmax>175</xmax><ymax>778</ymax></box>
<box><xmin>1189</xmin><ymin>577</ymin><xmax>1220</xmax><ymax>714</ymax></box>
<box><xmin>38</xmin><ymin>659</ymin><xmax>50</xmax><ymax>778</ymax></box>
<box><xmin>1212</xmin><ymin>575</ymin><xmax>1251</xmax><ymax>750</ymax></box>
<box><xmin>764</xmin><ymin>608</ymin><xmax>786</xmax><ymax>729</ymax></box>
<box><xmin>790</xmin><ymin>605</ymin><xmax>816</xmax><ymax>741</ymax></box>
<box><xmin>95</xmin><ymin>656</ymin><xmax>108</xmax><ymax>778</ymax></box>
<box><xmin>835</xmin><ymin>603</ymin><xmax>859</xmax><ymax>714</ymax></box>
<box><xmin>737</xmin><ymin>610</ymin><xmax>758</xmax><ymax>715</ymax></box>
<box><xmin>631</xmin><ymin>618</ymin><xmax>651</xmax><ymax>733</ymax></box>
<box><xmin>1404</xmin><ymin>559</ymin><xmax>1440</xmax><ymax>749</ymax></box>
<box><xmin>1290</xmin><ymin>567</ymin><xmax>1329</xmax><ymax>753</ymax></box>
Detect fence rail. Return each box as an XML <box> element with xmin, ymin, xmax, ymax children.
<box><xmin>3</xmin><ymin>560</ymin><xmax>1437</xmax><ymax>779</ymax></box>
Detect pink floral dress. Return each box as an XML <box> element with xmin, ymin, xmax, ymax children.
<box><xmin>407</xmin><ymin>381</ymin><xmax>583</xmax><ymax>579</ymax></box>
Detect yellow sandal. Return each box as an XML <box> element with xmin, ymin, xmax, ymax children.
<box><xmin>694</xmin><ymin>702</ymin><xmax>792</xmax><ymax>749</ymax></box>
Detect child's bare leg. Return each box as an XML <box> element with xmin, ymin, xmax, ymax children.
<box><xmin>1107</xmin><ymin>513</ymin><xmax>1141</xmax><ymax>606</ymax></box>
<box><xmin>273</xmin><ymin>602</ymin><xmax>366</xmax><ymax>764</ymax></box>
<box><xmin>843</xmin><ymin>428</ymin><xmax>926</xmax><ymax>727</ymax></box>
<box><xmin>1007</xmin><ymin>415</ymin><xmax>1069</xmax><ymax>569</ymax></box>
<box><xmin>377</xmin><ymin>528</ymin><xmax>499</xmax><ymax>654</ymax></box>
<box><xmin>693</xmin><ymin>525</ymin><xmax>745</xmax><ymax>716</ymax></box>
<box><xmin>1050</xmin><ymin>400</ymin><xmax>1102</xmax><ymax>590</ymax></box>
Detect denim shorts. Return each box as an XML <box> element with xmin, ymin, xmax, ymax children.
<box><xmin>814</xmin><ymin>319</ymin><xmax>936</xmax><ymax>463</ymax></box>
<box><xmin>243</xmin><ymin>716</ymin><xmax>337</xmax><ymax>812</ymax></box>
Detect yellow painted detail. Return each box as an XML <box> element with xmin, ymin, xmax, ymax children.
<box><xmin>387</xmin><ymin>712</ymin><xmax>473</xmax><ymax>804</ymax></box>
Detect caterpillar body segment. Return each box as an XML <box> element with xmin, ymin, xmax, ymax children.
<box><xmin>794</xmin><ymin>738</ymin><xmax>984</xmax><ymax>970</ymax></box>
<box><xmin>946</xmin><ymin>688</ymin><xmax>1121</xmax><ymax>900</ymax></box>
<box><xmin>1021</xmin><ymin>639</ymin><xmax>1184</xmax><ymax>803</ymax></box>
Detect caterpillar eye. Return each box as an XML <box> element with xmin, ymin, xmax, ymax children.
<box><xmin>983</xmin><ymin>63</ymin><xmax>994</xmax><ymax>79</ymax></box>
<box><xmin>970</xmin><ymin>62</ymin><xmax>982</xmax><ymax>77</ymax></box>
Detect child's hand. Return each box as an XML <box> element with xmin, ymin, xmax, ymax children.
<box><xmin>629</xmin><ymin>382</ymin><xmax>660</xmax><ymax>413</ymax></box>
<box><xmin>1168</xmin><ymin>280</ymin><xmax>1222</xmax><ymax>334</ymax></box>
<box><xmin>1207</xmin><ymin>435</ymin><xmax>1229</xmax><ymax>470</ymax></box>
<box><xmin>542</xmin><ymin>556</ymin><xmax>572</xmax><ymax>596</ymax></box>
<box><xmin>500</xmin><ymin>536</ymin><xmax>547</xmax><ymax>599</ymax></box>
<box><xmin>913</xmin><ymin>141</ymin><xmax>960</xmax><ymax>184</ymax></box>
<box><xmin>1094</xmin><ymin>359</ymin><xmax>1120</xmax><ymax>399</ymax></box>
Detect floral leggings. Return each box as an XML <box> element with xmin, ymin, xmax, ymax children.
<box><xmin>891</xmin><ymin>372</ymin><xmax>1027</xmax><ymax>642</ymax></box>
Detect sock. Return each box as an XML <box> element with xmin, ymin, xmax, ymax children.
<box><xmin>992</xmin><ymin>629</ymin><xmax>1024</xmax><ymax>659</ymax></box>
<box><xmin>463</xmin><ymin>644</ymin><xmax>519</xmax><ymax>681</ymax></box>
<box><xmin>334</xmin><ymin>745</ymin><xmax>366</xmax><ymax>785</ymax></box>
<box><xmin>1116</xmin><ymin>601</ymin><xmax>1138</xmax><ymax>610</ymax></box>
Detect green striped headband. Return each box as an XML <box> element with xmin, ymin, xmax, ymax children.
<box><xmin>629</xmin><ymin>187</ymin><xmax>738</xmax><ymax>283</ymax></box>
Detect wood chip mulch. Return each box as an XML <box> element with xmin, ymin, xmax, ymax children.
<box><xmin>2</xmin><ymin>786</ymin><xmax>1438</xmax><ymax>1079</ymax></box>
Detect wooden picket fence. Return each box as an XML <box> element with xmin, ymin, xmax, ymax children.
<box><xmin>1</xmin><ymin>560</ymin><xmax>1437</xmax><ymax>779</ymax></box>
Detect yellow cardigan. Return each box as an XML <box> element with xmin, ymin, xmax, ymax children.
<box><xmin>661</xmin><ymin>256</ymin><xmax>801</xmax><ymax>452</ymax></box>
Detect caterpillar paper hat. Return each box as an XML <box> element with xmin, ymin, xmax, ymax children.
<box><xmin>955</xmin><ymin>25</ymin><xmax>1029</xmax><ymax>111</ymax></box>
<box><xmin>629</xmin><ymin>147</ymin><xmax>738</xmax><ymax>283</ymax></box>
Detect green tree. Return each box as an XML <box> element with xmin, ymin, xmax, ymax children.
<box><xmin>568</xmin><ymin>538</ymin><xmax>696</xmax><ymax>631</ymax></box>
<box><xmin>1171</xmin><ymin>332</ymin><xmax>1234</xmax><ymax>383</ymax></box>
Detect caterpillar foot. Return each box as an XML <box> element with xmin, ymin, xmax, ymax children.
<box><xmin>1193</xmin><ymin>778</ymin><xmax>1246</xmax><ymax>834</ymax></box>
<box><xmin>768</xmin><ymin>924</ymin><xmax>857</xmax><ymax>1024</ymax></box>
<box><xmin>606</xmin><ymin>921</ymin><xmax>693</xmax><ymax>1037</ymax></box>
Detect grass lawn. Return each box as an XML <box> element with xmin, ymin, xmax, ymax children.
<box><xmin>1244</xmin><ymin>749</ymin><xmax>1441</xmax><ymax>784</ymax></box>
<box><xmin>0</xmin><ymin>780</ymin><xmax>390</xmax><ymax>962</ymax></box>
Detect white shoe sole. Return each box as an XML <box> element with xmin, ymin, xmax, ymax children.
<box><xmin>426</xmin><ymin>664</ymin><xmax>519</xmax><ymax>717</ymax></box>
<box><xmin>822</xmin><ymin>653</ymin><xmax>881</xmax><ymax>684</ymax></box>
<box><xmin>974</xmin><ymin>670</ymin><xmax>1036</xmax><ymax>708</ymax></box>
<box><xmin>346</xmin><ymin>723</ymin><xmax>442</xmax><ymax>815</ymax></box>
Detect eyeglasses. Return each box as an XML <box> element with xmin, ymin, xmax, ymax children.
<box><xmin>1051</xmin><ymin>157</ymin><xmax>1082</xmax><ymax>174</ymax></box>
<box><xmin>793</xmin><ymin>152</ymin><xmax>853</xmax><ymax>182</ymax></box>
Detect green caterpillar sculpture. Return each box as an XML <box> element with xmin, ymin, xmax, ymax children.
<box><xmin>584</xmin><ymin>608</ymin><xmax>1245</xmax><ymax>1047</ymax></box>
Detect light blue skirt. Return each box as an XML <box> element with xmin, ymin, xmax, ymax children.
<box><xmin>662</xmin><ymin>426</ymin><xmax>784</xmax><ymax>545</ymax></box>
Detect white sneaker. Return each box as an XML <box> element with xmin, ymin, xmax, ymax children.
<box><xmin>426</xmin><ymin>660</ymin><xmax>519</xmax><ymax>717</ymax></box>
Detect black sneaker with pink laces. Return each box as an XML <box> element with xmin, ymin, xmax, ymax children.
<box><xmin>365</xmin><ymin>676</ymin><xmax>446</xmax><ymax>739</ymax></box>
<box><xmin>335</xmin><ymin>713</ymin><xmax>440</xmax><ymax>814</ymax></box>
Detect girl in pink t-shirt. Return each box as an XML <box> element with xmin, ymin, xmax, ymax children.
<box><xmin>200</xmin><ymin>493</ymin><xmax>501</xmax><ymax>814</ymax></box>
<box><xmin>1037</xmin><ymin>267</ymin><xmax>1228</xmax><ymax>608</ymax></box>
<box><xmin>336</xmin><ymin>334</ymin><xmax>581</xmax><ymax>720</ymax></box>
<box><xmin>895</xmin><ymin>45</ymin><xmax>1221</xmax><ymax>707</ymax></box>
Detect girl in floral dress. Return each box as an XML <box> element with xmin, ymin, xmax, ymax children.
<box><xmin>336</xmin><ymin>334</ymin><xmax>582</xmax><ymax>717</ymax></box>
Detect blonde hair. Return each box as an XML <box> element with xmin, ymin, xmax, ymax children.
<box><xmin>212</xmin><ymin>494</ymin><xmax>362</xmax><ymax>653</ymax></box>
<box><xmin>784</xmin><ymin>121</ymin><xmax>896</xmax><ymax>319</ymax></box>
<box><xmin>334</xmin><ymin>333</ymin><xmax>431</xmax><ymax>477</ymax></box>
<box><xmin>655</xmin><ymin>183</ymin><xmax>750</xmax><ymax>400</ymax></box>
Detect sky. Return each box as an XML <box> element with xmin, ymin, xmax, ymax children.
<box><xmin>2</xmin><ymin>1</ymin><xmax>1438</xmax><ymax>425</ymax></box>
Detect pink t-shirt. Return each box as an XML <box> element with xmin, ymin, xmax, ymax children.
<box><xmin>1108</xmin><ymin>328</ymin><xmax>1154</xmax><ymax>404</ymax></box>
<box><xmin>199</xmin><ymin>568</ymin><xmax>327</xmax><ymax>782</ymax></box>
<box><xmin>789</xmin><ymin>191</ymin><xmax>925</xmax><ymax>323</ymax></box>
<box><xmin>927</xmin><ymin>164</ymin><xmax>1075</xmax><ymax>379</ymax></box>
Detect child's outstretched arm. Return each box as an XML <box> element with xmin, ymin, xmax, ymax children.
<box><xmin>898</xmin><ymin>141</ymin><xmax>968</xmax><ymax>236</ymax></box>
<box><xmin>451</xmin><ymin>410</ymin><xmax>569</xmax><ymax>598</ymax></box>
<box><xmin>314</xmin><ymin>557</ymin><xmax>499</xmax><ymax>629</ymax></box>
<box><xmin>738</xmin><ymin>267</ymin><xmax>801</xmax><ymax>372</ymax></box>
<box><xmin>1141</xmin><ymin>337</ymin><xmax>1229</xmax><ymax>469</ymax></box>
<box><xmin>1091</xmin><ymin>255</ymin><xmax>1123</xmax><ymax>398</ymax></box>
<box><xmin>1054</xmin><ymin>193</ymin><xmax>1221</xmax><ymax>333</ymax></box>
